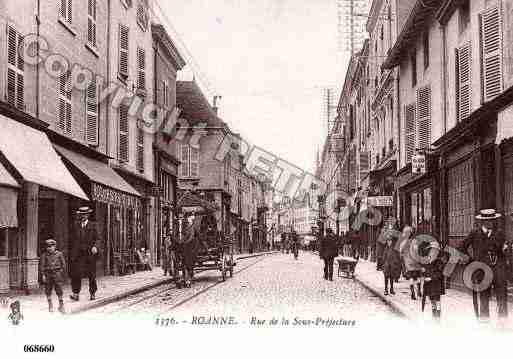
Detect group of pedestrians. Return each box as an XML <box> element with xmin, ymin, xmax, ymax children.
<box><xmin>40</xmin><ymin>206</ymin><xmax>99</xmax><ymax>314</ymax></box>
<box><xmin>377</xmin><ymin>208</ymin><xmax>510</xmax><ymax>324</ymax></box>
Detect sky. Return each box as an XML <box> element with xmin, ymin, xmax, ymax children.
<box><xmin>158</xmin><ymin>0</ymin><xmax>350</xmax><ymax>173</ymax></box>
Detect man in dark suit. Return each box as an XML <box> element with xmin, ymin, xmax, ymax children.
<box><xmin>69</xmin><ymin>206</ymin><xmax>99</xmax><ymax>301</ymax></box>
<box><xmin>320</xmin><ymin>228</ymin><xmax>339</xmax><ymax>281</ymax></box>
<box><xmin>460</xmin><ymin>209</ymin><xmax>509</xmax><ymax>322</ymax></box>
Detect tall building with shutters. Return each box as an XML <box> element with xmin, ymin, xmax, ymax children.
<box><xmin>381</xmin><ymin>0</ymin><xmax>513</xmax><ymax>288</ymax></box>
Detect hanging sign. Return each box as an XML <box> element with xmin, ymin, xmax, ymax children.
<box><xmin>412</xmin><ymin>153</ymin><xmax>426</xmax><ymax>175</ymax></box>
<box><xmin>367</xmin><ymin>196</ymin><xmax>393</xmax><ymax>207</ymax></box>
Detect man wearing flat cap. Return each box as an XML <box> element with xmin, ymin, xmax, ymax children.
<box><xmin>69</xmin><ymin>206</ymin><xmax>99</xmax><ymax>301</ymax></box>
<box><xmin>460</xmin><ymin>209</ymin><xmax>509</xmax><ymax>322</ymax></box>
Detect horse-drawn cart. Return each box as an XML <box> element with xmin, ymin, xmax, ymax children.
<box><xmin>173</xmin><ymin>190</ymin><xmax>235</xmax><ymax>288</ymax></box>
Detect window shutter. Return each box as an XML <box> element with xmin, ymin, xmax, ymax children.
<box><xmin>67</xmin><ymin>0</ymin><xmax>72</xmax><ymax>24</ymax></box>
<box><xmin>137</xmin><ymin>47</ymin><xmax>146</xmax><ymax>90</ymax></box>
<box><xmin>86</xmin><ymin>78</ymin><xmax>98</xmax><ymax>145</ymax></box>
<box><xmin>87</xmin><ymin>0</ymin><xmax>97</xmax><ymax>48</ymax></box>
<box><xmin>6</xmin><ymin>25</ymin><xmax>24</xmax><ymax>110</ymax></box>
<box><xmin>59</xmin><ymin>72</ymin><xmax>72</xmax><ymax>133</ymax></box>
<box><xmin>60</xmin><ymin>0</ymin><xmax>67</xmax><ymax>19</ymax></box>
<box><xmin>118</xmin><ymin>25</ymin><xmax>129</xmax><ymax>78</ymax></box>
<box><xmin>190</xmin><ymin>147</ymin><xmax>199</xmax><ymax>178</ymax></box>
<box><xmin>480</xmin><ymin>6</ymin><xmax>503</xmax><ymax>101</ymax></box>
<box><xmin>136</xmin><ymin>128</ymin><xmax>144</xmax><ymax>171</ymax></box>
<box><xmin>416</xmin><ymin>86</ymin><xmax>431</xmax><ymax>151</ymax></box>
<box><xmin>119</xmin><ymin>105</ymin><xmax>129</xmax><ymax>162</ymax></box>
<box><xmin>180</xmin><ymin>144</ymin><xmax>190</xmax><ymax>177</ymax></box>
<box><xmin>456</xmin><ymin>42</ymin><xmax>472</xmax><ymax>121</ymax></box>
<box><xmin>404</xmin><ymin>104</ymin><xmax>416</xmax><ymax>163</ymax></box>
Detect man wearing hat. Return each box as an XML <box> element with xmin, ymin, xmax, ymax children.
<box><xmin>460</xmin><ymin>209</ymin><xmax>509</xmax><ymax>322</ymax></box>
<box><xmin>69</xmin><ymin>206</ymin><xmax>99</xmax><ymax>301</ymax></box>
<box><xmin>40</xmin><ymin>238</ymin><xmax>66</xmax><ymax>313</ymax></box>
<box><xmin>319</xmin><ymin>228</ymin><xmax>339</xmax><ymax>281</ymax></box>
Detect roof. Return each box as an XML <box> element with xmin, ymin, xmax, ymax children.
<box><xmin>0</xmin><ymin>114</ymin><xmax>88</xmax><ymax>200</ymax></box>
<box><xmin>177</xmin><ymin>190</ymin><xmax>219</xmax><ymax>212</ymax></box>
<box><xmin>54</xmin><ymin>145</ymin><xmax>141</xmax><ymax>197</ymax></box>
<box><xmin>152</xmin><ymin>24</ymin><xmax>187</xmax><ymax>71</ymax></box>
<box><xmin>176</xmin><ymin>81</ymin><xmax>225</xmax><ymax>128</ymax></box>
<box><xmin>383</xmin><ymin>0</ymin><xmax>443</xmax><ymax>69</ymax></box>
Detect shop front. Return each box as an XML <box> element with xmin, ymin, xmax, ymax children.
<box><xmin>395</xmin><ymin>154</ymin><xmax>439</xmax><ymax>239</ymax></box>
<box><xmin>0</xmin><ymin>114</ymin><xmax>89</xmax><ymax>291</ymax></box>
<box><xmin>53</xmin><ymin>145</ymin><xmax>144</xmax><ymax>277</ymax></box>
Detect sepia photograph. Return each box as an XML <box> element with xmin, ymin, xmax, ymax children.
<box><xmin>1</xmin><ymin>0</ymin><xmax>513</xmax><ymax>357</ymax></box>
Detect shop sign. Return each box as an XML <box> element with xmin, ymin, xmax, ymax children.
<box><xmin>412</xmin><ymin>153</ymin><xmax>426</xmax><ymax>175</ymax></box>
<box><xmin>91</xmin><ymin>183</ymin><xmax>141</xmax><ymax>209</ymax></box>
<box><xmin>367</xmin><ymin>196</ymin><xmax>393</xmax><ymax>207</ymax></box>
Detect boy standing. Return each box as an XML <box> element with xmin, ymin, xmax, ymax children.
<box><xmin>40</xmin><ymin>239</ymin><xmax>66</xmax><ymax>313</ymax></box>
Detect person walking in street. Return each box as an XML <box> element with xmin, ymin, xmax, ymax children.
<box><xmin>40</xmin><ymin>239</ymin><xmax>66</xmax><ymax>313</ymax></box>
<box><xmin>382</xmin><ymin>234</ymin><xmax>401</xmax><ymax>295</ymax></box>
<box><xmin>320</xmin><ymin>228</ymin><xmax>338</xmax><ymax>281</ymax></box>
<box><xmin>399</xmin><ymin>226</ymin><xmax>424</xmax><ymax>300</ymax></box>
<box><xmin>418</xmin><ymin>241</ymin><xmax>446</xmax><ymax>322</ymax></box>
<box><xmin>460</xmin><ymin>209</ymin><xmax>509</xmax><ymax>324</ymax></box>
<box><xmin>69</xmin><ymin>206</ymin><xmax>99</xmax><ymax>302</ymax></box>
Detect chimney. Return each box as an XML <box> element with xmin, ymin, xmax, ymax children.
<box><xmin>213</xmin><ymin>95</ymin><xmax>222</xmax><ymax>115</ymax></box>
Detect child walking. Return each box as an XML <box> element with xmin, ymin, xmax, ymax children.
<box><xmin>40</xmin><ymin>239</ymin><xmax>66</xmax><ymax>313</ymax></box>
<box><xmin>419</xmin><ymin>241</ymin><xmax>446</xmax><ymax>322</ymax></box>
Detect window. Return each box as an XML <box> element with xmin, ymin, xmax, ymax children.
<box><xmin>180</xmin><ymin>144</ymin><xmax>199</xmax><ymax>178</ymax></box>
<box><xmin>137</xmin><ymin>47</ymin><xmax>146</xmax><ymax>90</ymax></box>
<box><xmin>137</xmin><ymin>2</ymin><xmax>149</xmax><ymax>31</ymax></box>
<box><xmin>118</xmin><ymin>25</ymin><xmax>129</xmax><ymax>80</ymax></box>
<box><xmin>60</xmin><ymin>0</ymin><xmax>73</xmax><ymax>24</ymax></box>
<box><xmin>416</xmin><ymin>86</ymin><xmax>431</xmax><ymax>150</ymax></box>
<box><xmin>459</xmin><ymin>0</ymin><xmax>470</xmax><ymax>34</ymax></box>
<box><xmin>136</xmin><ymin>128</ymin><xmax>144</xmax><ymax>171</ymax></box>
<box><xmin>119</xmin><ymin>104</ymin><xmax>129</xmax><ymax>162</ymax></box>
<box><xmin>86</xmin><ymin>78</ymin><xmax>98</xmax><ymax>145</ymax></box>
<box><xmin>404</xmin><ymin>104</ymin><xmax>416</xmax><ymax>163</ymax></box>
<box><xmin>160</xmin><ymin>171</ymin><xmax>174</xmax><ymax>202</ymax></box>
<box><xmin>0</xmin><ymin>229</ymin><xmax>7</xmax><ymax>257</ymax></box>
<box><xmin>58</xmin><ymin>71</ymin><xmax>72</xmax><ymax>134</ymax></box>
<box><xmin>423</xmin><ymin>32</ymin><xmax>429</xmax><ymax>69</ymax></box>
<box><xmin>87</xmin><ymin>0</ymin><xmax>97</xmax><ymax>48</ymax></box>
<box><xmin>456</xmin><ymin>42</ymin><xmax>472</xmax><ymax>121</ymax></box>
<box><xmin>411</xmin><ymin>51</ymin><xmax>417</xmax><ymax>87</ymax></box>
<box><xmin>480</xmin><ymin>6</ymin><xmax>503</xmax><ymax>101</ymax></box>
<box><xmin>6</xmin><ymin>25</ymin><xmax>24</xmax><ymax>110</ymax></box>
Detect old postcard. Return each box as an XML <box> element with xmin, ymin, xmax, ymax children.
<box><xmin>2</xmin><ymin>0</ymin><xmax>513</xmax><ymax>357</ymax></box>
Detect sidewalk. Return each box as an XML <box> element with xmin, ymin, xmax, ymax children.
<box><xmin>352</xmin><ymin>257</ymin><xmax>513</xmax><ymax>330</ymax></box>
<box><xmin>2</xmin><ymin>251</ymin><xmax>277</xmax><ymax>317</ymax></box>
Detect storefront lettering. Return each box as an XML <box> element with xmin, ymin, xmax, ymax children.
<box><xmin>91</xmin><ymin>183</ymin><xmax>141</xmax><ymax>209</ymax></box>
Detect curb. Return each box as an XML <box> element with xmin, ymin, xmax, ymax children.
<box><xmin>68</xmin><ymin>277</ymin><xmax>175</xmax><ymax>315</ymax></box>
<box><xmin>353</xmin><ymin>274</ymin><xmax>415</xmax><ymax>320</ymax></box>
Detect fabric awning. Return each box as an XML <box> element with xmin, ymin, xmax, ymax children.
<box><xmin>0</xmin><ymin>162</ymin><xmax>19</xmax><ymax>228</ymax></box>
<box><xmin>0</xmin><ymin>115</ymin><xmax>88</xmax><ymax>200</ymax></box>
<box><xmin>53</xmin><ymin>145</ymin><xmax>140</xmax><ymax>197</ymax></box>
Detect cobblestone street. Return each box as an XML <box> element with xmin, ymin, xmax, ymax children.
<box><xmin>82</xmin><ymin>253</ymin><xmax>401</xmax><ymax>327</ymax></box>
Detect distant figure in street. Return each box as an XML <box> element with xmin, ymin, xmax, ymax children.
<box><xmin>320</xmin><ymin>228</ymin><xmax>338</xmax><ymax>281</ymax></box>
<box><xmin>460</xmin><ymin>209</ymin><xmax>509</xmax><ymax>324</ymax></box>
<box><xmin>399</xmin><ymin>226</ymin><xmax>424</xmax><ymax>300</ymax></box>
<box><xmin>382</xmin><ymin>235</ymin><xmax>401</xmax><ymax>295</ymax></box>
<box><xmin>69</xmin><ymin>206</ymin><xmax>99</xmax><ymax>302</ymax></box>
<box><xmin>40</xmin><ymin>239</ymin><xmax>66</xmax><ymax>313</ymax></box>
<box><xmin>137</xmin><ymin>248</ymin><xmax>152</xmax><ymax>271</ymax></box>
